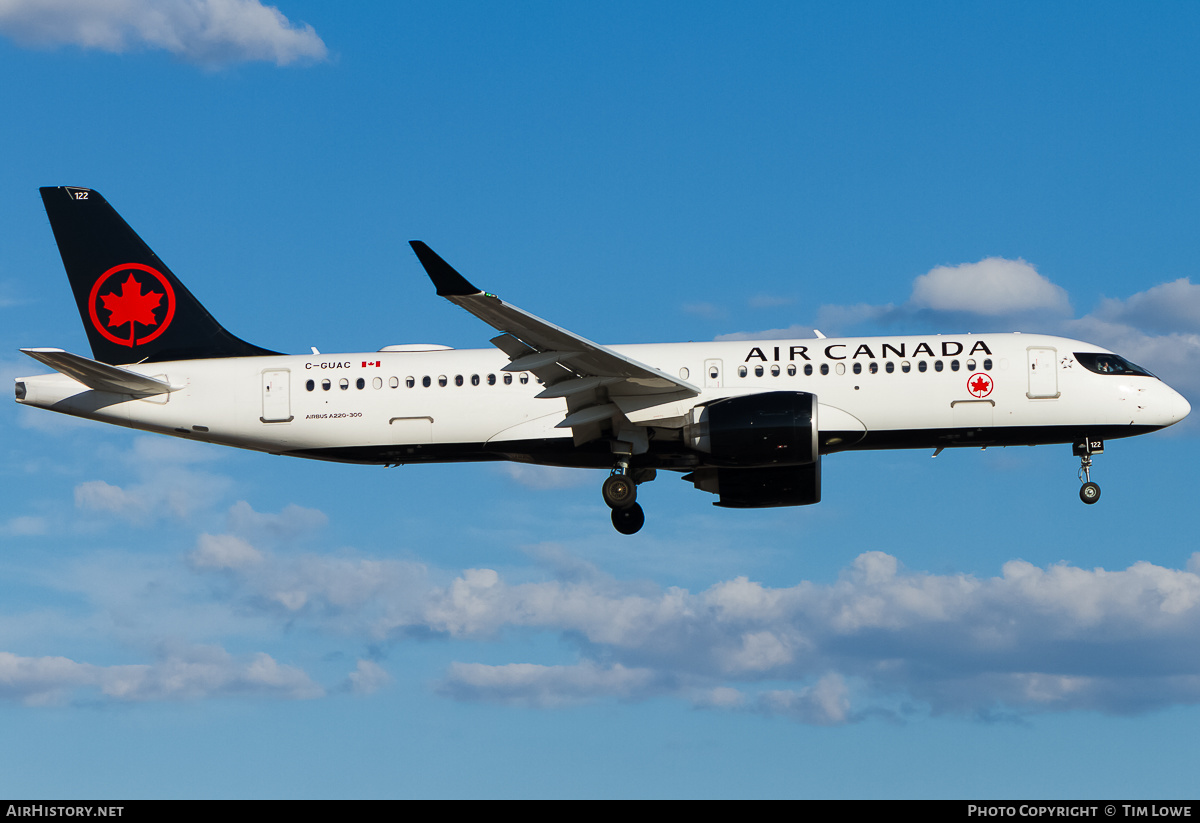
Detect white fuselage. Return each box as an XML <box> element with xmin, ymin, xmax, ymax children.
<box><xmin>15</xmin><ymin>332</ymin><xmax>1191</xmax><ymax>469</ymax></box>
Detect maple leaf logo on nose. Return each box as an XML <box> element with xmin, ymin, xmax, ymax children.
<box><xmin>101</xmin><ymin>274</ymin><xmax>162</xmax><ymax>330</ymax></box>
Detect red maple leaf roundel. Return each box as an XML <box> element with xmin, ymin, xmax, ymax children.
<box><xmin>102</xmin><ymin>274</ymin><xmax>162</xmax><ymax>330</ymax></box>
<box><xmin>88</xmin><ymin>263</ymin><xmax>176</xmax><ymax>348</ymax></box>
<box><xmin>967</xmin><ymin>373</ymin><xmax>994</xmax><ymax>398</ymax></box>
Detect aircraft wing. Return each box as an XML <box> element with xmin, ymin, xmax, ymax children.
<box><xmin>410</xmin><ymin>242</ymin><xmax>700</xmax><ymax>443</ymax></box>
<box><xmin>21</xmin><ymin>348</ymin><xmax>177</xmax><ymax>396</ymax></box>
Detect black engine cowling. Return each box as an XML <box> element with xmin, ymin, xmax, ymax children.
<box><xmin>683</xmin><ymin>392</ymin><xmax>821</xmax><ymax>508</ymax></box>
<box><xmin>684</xmin><ymin>391</ymin><xmax>818</xmax><ymax>467</ymax></box>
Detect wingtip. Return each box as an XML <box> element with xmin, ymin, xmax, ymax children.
<box><xmin>409</xmin><ymin>241</ymin><xmax>481</xmax><ymax>297</ymax></box>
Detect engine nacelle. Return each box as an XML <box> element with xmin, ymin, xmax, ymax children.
<box><xmin>684</xmin><ymin>463</ymin><xmax>822</xmax><ymax>508</ymax></box>
<box><xmin>684</xmin><ymin>391</ymin><xmax>818</xmax><ymax>467</ymax></box>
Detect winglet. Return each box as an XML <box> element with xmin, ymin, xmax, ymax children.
<box><xmin>409</xmin><ymin>241</ymin><xmax>481</xmax><ymax>297</ymax></box>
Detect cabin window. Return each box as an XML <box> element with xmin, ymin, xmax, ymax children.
<box><xmin>422</xmin><ymin>376</ymin><xmax>431</xmax><ymax>388</ymax></box>
<box><xmin>770</xmin><ymin>365</ymin><xmax>780</xmax><ymax>377</ymax></box>
<box><xmin>680</xmin><ymin>367</ymin><xmax>690</xmax><ymax>380</ymax></box>
<box><xmin>918</xmin><ymin>361</ymin><xmax>927</xmax><ymax>373</ymax></box>
<box><xmin>487</xmin><ymin>374</ymin><xmax>496</xmax><ymax>385</ymax></box>
<box><xmin>901</xmin><ymin>361</ymin><xmax>911</xmax><ymax>373</ymax></box>
<box><xmin>804</xmin><ymin>364</ymin><xmax>813</xmax><ymax>376</ymax></box>
<box><xmin>438</xmin><ymin>375</ymin><xmax>448</xmax><ymax>387</ymax></box>
<box><xmin>886</xmin><ymin>361</ymin><xmax>894</xmax><ymax>373</ymax></box>
<box><xmin>305</xmin><ymin>379</ymin><xmax>315</xmax><ymax>392</ymax></box>
<box><xmin>373</xmin><ymin>377</ymin><xmax>383</xmax><ymax>389</ymax></box>
<box><xmin>934</xmin><ymin>360</ymin><xmax>943</xmax><ymax>372</ymax></box>
<box><xmin>852</xmin><ymin>362</ymin><xmax>862</xmax><ymax>375</ymax></box>
<box><xmin>322</xmin><ymin>379</ymin><xmax>331</xmax><ymax>391</ymax></box>
<box><xmin>406</xmin><ymin>376</ymin><xmax>415</xmax><ymax>388</ymax></box>
<box><xmin>869</xmin><ymin>362</ymin><xmax>878</xmax><ymax>374</ymax></box>
<box><xmin>754</xmin><ymin>365</ymin><xmax>764</xmax><ymax>377</ymax></box>
<box><xmin>471</xmin><ymin>374</ymin><xmax>480</xmax><ymax>386</ymax></box>
<box><xmin>390</xmin><ymin>376</ymin><xmax>400</xmax><ymax>388</ymax></box>
<box><xmin>709</xmin><ymin>366</ymin><xmax>720</xmax><ymax>380</ymax></box>
<box><xmin>356</xmin><ymin>377</ymin><xmax>365</xmax><ymax>390</ymax></box>
<box><xmin>787</xmin><ymin>364</ymin><xmax>796</xmax><ymax>377</ymax></box>
<box><xmin>519</xmin><ymin>373</ymin><xmax>529</xmax><ymax>384</ymax></box>
<box><xmin>738</xmin><ymin>365</ymin><xmax>748</xmax><ymax>378</ymax></box>
<box><xmin>835</xmin><ymin>363</ymin><xmax>845</xmax><ymax>375</ymax></box>
<box><xmin>339</xmin><ymin>378</ymin><xmax>349</xmax><ymax>390</ymax></box>
<box><xmin>820</xmin><ymin>364</ymin><xmax>829</xmax><ymax>376</ymax></box>
<box><xmin>504</xmin><ymin>373</ymin><xmax>513</xmax><ymax>385</ymax></box>
<box><xmin>950</xmin><ymin>360</ymin><xmax>960</xmax><ymax>372</ymax></box>
<box><xmin>455</xmin><ymin>375</ymin><xmax>464</xmax><ymax>387</ymax></box>
<box><xmin>983</xmin><ymin>359</ymin><xmax>993</xmax><ymax>370</ymax></box>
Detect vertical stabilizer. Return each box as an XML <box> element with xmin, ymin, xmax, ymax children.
<box><xmin>39</xmin><ymin>186</ymin><xmax>278</xmax><ymax>364</ymax></box>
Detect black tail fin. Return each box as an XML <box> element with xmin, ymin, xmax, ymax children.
<box><xmin>39</xmin><ymin>186</ymin><xmax>278</xmax><ymax>364</ymax></box>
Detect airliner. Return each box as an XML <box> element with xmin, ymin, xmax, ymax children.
<box><xmin>15</xmin><ymin>187</ymin><xmax>1191</xmax><ymax>534</ymax></box>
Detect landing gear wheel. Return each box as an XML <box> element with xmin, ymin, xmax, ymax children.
<box><xmin>602</xmin><ymin>473</ymin><xmax>636</xmax><ymax>509</ymax></box>
<box><xmin>1080</xmin><ymin>482</ymin><xmax>1101</xmax><ymax>505</ymax></box>
<box><xmin>611</xmin><ymin>502</ymin><xmax>645</xmax><ymax>535</ymax></box>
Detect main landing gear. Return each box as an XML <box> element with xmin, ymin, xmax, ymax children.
<box><xmin>602</xmin><ymin>461</ymin><xmax>653</xmax><ymax>535</ymax></box>
<box><xmin>1074</xmin><ymin>437</ymin><xmax>1103</xmax><ymax>505</ymax></box>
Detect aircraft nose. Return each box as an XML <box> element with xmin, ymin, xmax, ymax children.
<box><xmin>1158</xmin><ymin>383</ymin><xmax>1191</xmax><ymax>426</ymax></box>
<box><xmin>1172</xmin><ymin>389</ymin><xmax>1191</xmax><ymax>424</ymax></box>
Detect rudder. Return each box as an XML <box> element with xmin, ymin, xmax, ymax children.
<box><xmin>39</xmin><ymin>186</ymin><xmax>278</xmax><ymax>364</ymax></box>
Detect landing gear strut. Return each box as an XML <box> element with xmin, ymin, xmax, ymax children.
<box><xmin>602</xmin><ymin>461</ymin><xmax>653</xmax><ymax>535</ymax></box>
<box><xmin>1074</xmin><ymin>437</ymin><xmax>1103</xmax><ymax>505</ymax></box>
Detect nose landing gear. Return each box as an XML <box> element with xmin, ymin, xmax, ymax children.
<box><xmin>1074</xmin><ymin>437</ymin><xmax>1103</xmax><ymax>505</ymax></box>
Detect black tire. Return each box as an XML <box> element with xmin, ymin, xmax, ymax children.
<box><xmin>611</xmin><ymin>503</ymin><xmax>645</xmax><ymax>535</ymax></box>
<box><xmin>1080</xmin><ymin>482</ymin><xmax>1101</xmax><ymax>505</ymax></box>
<box><xmin>602</xmin><ymin>474</ymin><xmax>636</xmax><ymax>509</ymax></box>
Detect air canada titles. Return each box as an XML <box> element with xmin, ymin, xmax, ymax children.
<box><xmin>744</xmin><ymin>338</ymin><xmax>994</xmax><ymax>362</ymax></box>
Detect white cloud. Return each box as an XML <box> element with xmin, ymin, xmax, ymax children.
<box><xmin>436</xmin><ymin>661</ymin><xmax>658</xmax><ymax>708</ymax></box>
<box><xmin>72</xmin><ymin>437</ymin><xmax>234</xmax><ymax>523</ymax></box>
<box><xmin>74</xmin><ymin>466</ymin><xmax>231</xmax><ymax>523</ymax></box>
<box><xmin>755</xmin><ymin>674</ymin><xmax>850</xmax><ymax>725</ymax></box>
<box><xmin>224</xmin><ymin>499</ymin><xmax>328</xmax><ymax>542</ymax></box>
<box><xmin>0</xmin><ymin>646</ymin><xmax>321</xmax><ymax>706</ymax></box>
<box><xmin>715</xmin><ymin>324</ymin><xmax>822</xmax><ymax>342</ymax></box>
<box><xmin>911</xmin><ymin>257</ymin><xmax>1071</xmax><ymax>315</ymax></box>
<box><xmin>0</xmin><ymin>0</ymin><xmax>328</xmax><ymax>67</ymax></box>
<box><xmin>346</xmin><ymin>659</ymin><xmax>391</xmax><ymax>696</ymax></box>
<box><xmin>1093</xmin><ymin>278</ymin><xmax>1200</xmax><ymax>334</ymax></box>
<box><xmin>184</xmin><ymin>537</ymin><xmax>1200</xmax><ymax>722</ymax></box>
<box><xmin>1</xmin><ymin>515</ymin><xmax>48</xmax><ymax>536</ymax></box>
<box><xmin>188</xmin><ymin>532</ymin><xmax>263</xmax><ymax>570</ymax></box>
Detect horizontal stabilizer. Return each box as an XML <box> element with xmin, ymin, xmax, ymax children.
<box><xmin>21</xmin><ymin>348</ymin><xmax>176</xmax><ymax>396</ymax></box>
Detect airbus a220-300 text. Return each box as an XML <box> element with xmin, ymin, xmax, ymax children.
<box><xmin>15</xmin><ymin>187</ymin><xmax>1191</xmax><ymax>534</ymax></box>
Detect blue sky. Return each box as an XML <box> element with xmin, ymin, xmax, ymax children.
<box><xmin>2</xmin><ymin>1</ymin><xmax>1200</xmax><ymax>799</ymax></box>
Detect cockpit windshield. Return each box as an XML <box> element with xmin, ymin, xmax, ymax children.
<box><xmin>1074</xmin><ymin>352</ymin><xmax>1156</xmax><ymax>378</ymax></box>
